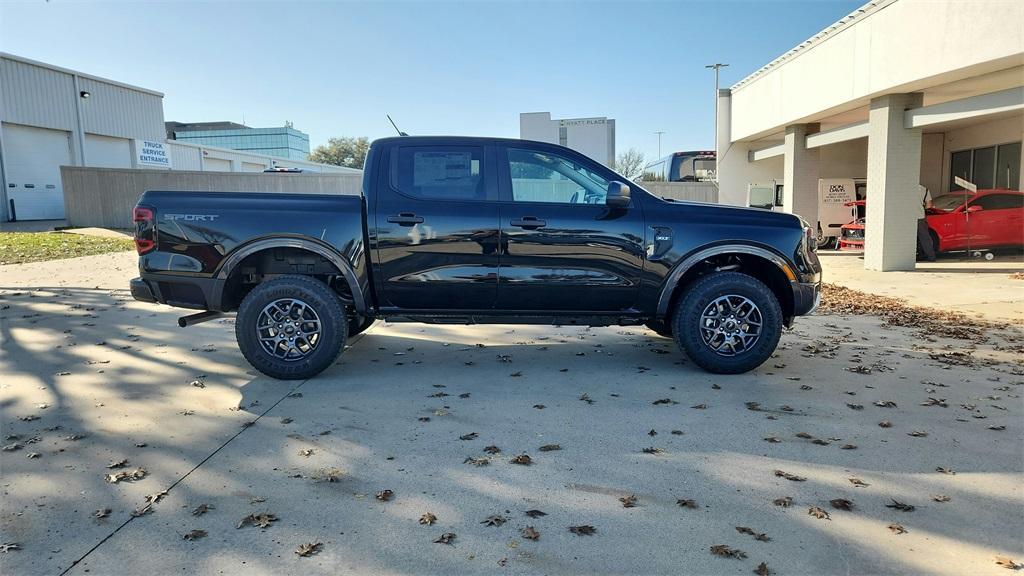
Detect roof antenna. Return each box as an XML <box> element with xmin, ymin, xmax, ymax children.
<box><xmin>387</xmin><ymin>114</ymin><xmax>408</xmax><ymax>136</ymax></box>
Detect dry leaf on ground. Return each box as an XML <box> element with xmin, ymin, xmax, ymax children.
<box><xmin>295</xmin><ymin>542</ymin><xmax>322</xmax><ymax>557</ymax></box>
<box><xmin>481</xmin><ymin>515</ymin><xmax>506</xmax><ymax>527</ymax></box>
<box><xmin>710</xmin><ymin>544</ymin><xmax>747</xmax><ymax>559</ymax></box>
<box><xmin>774</xmin><ymin>470</ymin><xmax>806</xmax><ymax>482</ymax></box>
<box><xmin>886</xmin><ymin>499</ymin><xmax>915</xmax><ymax>512</ymax></box>
<box><xmin>808</xmin><ymin>506</ymin><xmax>831</xmax><ymax>520</ymax></box>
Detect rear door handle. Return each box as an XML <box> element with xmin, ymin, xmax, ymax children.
<box><xmin>387</xmin><ymin>213</ymin><xmax>424</xmax><ymax>226</ymax></box>
<box><xmin>510</xmin><ymin>216</ymin><xmax>546</xmax><ymax>229</ymax></box>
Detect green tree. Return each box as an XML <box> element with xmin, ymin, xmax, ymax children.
<box><xmin>308</xmin><ymin>136</ymin><xmax>370</xmax><ymax>169</ymax></box>
<box><xmin>611</xmin><ymin>148</ymin><xmax>646</xmax><ymax>181</ymax></box>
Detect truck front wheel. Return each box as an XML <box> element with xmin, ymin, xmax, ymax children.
<box><xmin>672</xmin><ymin>272</ymin><xmax>782</xmax><ymax>374</ymax></box>
<box><xmin>235</xmin><ymin>275</ymin><xmax>347</xmax><ymax>380</ymax></box>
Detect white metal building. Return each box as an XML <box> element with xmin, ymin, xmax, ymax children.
<box><xmin>0</xmin><ymin>53</ymin><xmax>358</xmax><ymax>222</ymax></box>
<box><xmin>716</xmin><ymin>0</ymin><xmax>1023</xmax><ymax>270</ymax></box>
<box><xmin>520</xmin><ymin>112</ymin><xmax>616</xmax><ymax>166</ymax></box>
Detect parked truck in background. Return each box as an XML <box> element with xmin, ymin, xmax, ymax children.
<box><xmin>132</xmin><ymin>136</ymin><xmax>821</xmax><ymax>380</ymax></box>
<box><xmin>747</xmin><ymin>178</ymin><xmax>864</xmax><ymax>249</ymax></box>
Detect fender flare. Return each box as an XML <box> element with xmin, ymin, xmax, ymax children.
<box><xmin>212</xmin><ymin>237</ymin><xmax>367</xmax><ymax>313</ymax></box>
<box><xmin>655</xmin><ymin>243</ymin><xmax>795</xmax><ymax>318</ymax></box>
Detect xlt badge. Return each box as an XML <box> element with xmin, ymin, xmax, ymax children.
<box><xmin>647</xmin><ymin>226</ymin><xmax>673</xmax><ymax>260</ymax></box>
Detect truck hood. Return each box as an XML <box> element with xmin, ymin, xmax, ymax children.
<box><xmin>654</xmin><ymin>197</ymin><xmax>805</xmax><ymax>230</ymax></box>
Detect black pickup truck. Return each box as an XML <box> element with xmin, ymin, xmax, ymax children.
<box><xmin>131</xmin><ymin>136</ymin><xmax>821</xmax><ymax>379</ymax></box>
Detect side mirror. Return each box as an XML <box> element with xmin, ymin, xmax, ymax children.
<box><xmin>606</xmin><ymin>181</ymin><xmax>630</xmax><ymax>208</ymax></box>
<box><xmin>966</xmin><ymin>205</ymin><xmax>983</xmax><ymax>213</ymax></box>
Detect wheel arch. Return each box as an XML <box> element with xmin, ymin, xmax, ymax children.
<box><xmin>212</xmin><ymin>236</ymin><xmax>366</xmax><ymax>314</ymax></box>
<box><xmin>656</xmin><ymin>244</ymin><xmax>796</xmax><ymax>322</ymax></box>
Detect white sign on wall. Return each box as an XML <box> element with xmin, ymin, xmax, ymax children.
<box><xmin>136</xmin><ymin>140</ymin><xmax>172</xmax><ymax>168</ymax></box>
<box><xmin>559</xmin><ymin>117</ymin><xmax>607</xmax><ymax>127</ymax></box>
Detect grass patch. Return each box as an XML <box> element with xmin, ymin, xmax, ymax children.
<box><xmin>0</xmin><ymin>232</ymin><xmax>135</xmax><ymax>265</ymax></box>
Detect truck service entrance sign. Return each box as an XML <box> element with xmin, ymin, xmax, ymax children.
<box><xmin>136</xmin><ymin>140</ymin><xmax>172</xmax><ymax>168</ymax></box>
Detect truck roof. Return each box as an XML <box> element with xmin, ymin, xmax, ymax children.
<box><xmin>372</xmin><ymin>135</ymin><xmax>561</xmax><ymax>148</ymax></box>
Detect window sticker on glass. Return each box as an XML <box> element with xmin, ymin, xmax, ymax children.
<box><xmin>413</xmin><ymin>152</ymin><xmax>476</xmax><ymax>186</ymax></box>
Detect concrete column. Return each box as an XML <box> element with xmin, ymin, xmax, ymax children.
<box><xmin>865</xmin><ymin>93</ymin><xmax>923</xmax><ymax>271</ymax></box>
<box><xmin>715</xmin><ymin>89</ymin><xmax>731</xmax><ymax>175</ymax></box>
<box><xmin>782</xmin><ymin>123</ymin><xmax>819</xmax><ymax>228</ymax></box>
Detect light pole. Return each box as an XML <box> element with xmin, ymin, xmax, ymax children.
<box><xmin>654</xmin><ymin>131</ymin><xmax>665</xmax><ymax>159</ymax></box>
<box><xmin>705</xmin><ymin>63</ymin><xmax>729</xmax><ymax>153</ymax></box>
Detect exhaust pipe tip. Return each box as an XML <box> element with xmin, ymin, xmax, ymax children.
<box><xmin>178</xmin><ymin>311</ymin><xmax>223</xmax><ymax>328</ymax></box>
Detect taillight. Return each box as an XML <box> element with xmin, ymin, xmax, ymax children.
<box><xmin>133</xmin><ymin>206</ymin><xmax>155</xmax><ymax>254</ymax></box>
<box><xmin>133</xmin><ymin>207</ymin><xmax>153</xmax><ymax>222</ymax></box>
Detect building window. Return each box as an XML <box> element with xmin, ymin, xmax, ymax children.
<box><xmin>951</xmin><ymin>141</ymin><xmax>1021</xmax><ymax>191</ymax></box>
<box><xmin>559</xmin><ymin>127</ymin><xmax>567</xmax><ymax>147</ymax></box>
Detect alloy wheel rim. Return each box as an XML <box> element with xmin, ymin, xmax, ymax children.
<box><xmin>256</xmin><ymin>298</ymin><xmax>322</xmax><ymax>361</ymax></box>
<box><xmin>698</xmin><ymin>294</ymin><xmax>763</xmax><ymax>356</ymax></box>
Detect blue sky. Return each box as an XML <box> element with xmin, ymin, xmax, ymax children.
<box><xmin>1</xmin><ymin>0</ymin><xmax>862</xmax><ymax>161</ymax></box>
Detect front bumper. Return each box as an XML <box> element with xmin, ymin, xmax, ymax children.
<box><xmin>793</xmin><ymin>280</ymin><xmax>821</xmax><ymax>316</ymax></box>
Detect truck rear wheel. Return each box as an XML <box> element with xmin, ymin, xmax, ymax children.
<box><xmin>235</xmin><ymin>275</ymin><xmax>347</xmax><ymax>380</ymax></box>
<box><xmin>672</xmin><ymin>272</ymin><xmax>782</xmax><ymax>374</ymax></box>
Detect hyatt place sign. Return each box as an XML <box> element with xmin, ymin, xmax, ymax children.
<box><xmin>136</xmin><ymin>140</ymin><xmax>172</xmax><ymax>168</ymax></box>
<box><xmin>558</xmin><ymin>118</ymin><xmax>607</xmax><ymax>127</ymax></box>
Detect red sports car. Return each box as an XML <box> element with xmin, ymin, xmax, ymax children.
<box><xmin>839</xmin><ymin>190</ymin><xmax>1023</xmax><ymax>254</ymax></box>
<box><xmin>925</xmin><ymin>190</ymin><xmax>1024</xmax><ymax>252</ymax></box>
<box><xmin>838</xmin><ymin>201</ymin><xmax>866</xmax><ymax>251</ymax></box>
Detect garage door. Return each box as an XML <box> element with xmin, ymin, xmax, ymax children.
<box><xmin>3</xmin><ymin>123</ymin><xmax>71</xmax><ymax>220</ymax></box>
<box><xmin>242</xmin><ymin>162</ymin><xmax>266</xmax><ymax>172</ymax></box>
<box><xmin>203</xmin><ymin>157</ymin><xmax>232</xmax><ymax>172</ymax></box>
<box><xmin>85</xmin><ymin>134</ymin><xmax>131</xmax><ymax>168</ymax></box>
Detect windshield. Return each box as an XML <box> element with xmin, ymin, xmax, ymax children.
<box><xmin>932</xmin><ymin>193</ymin><xmax>971</xmax><ymax>211</ymax></box>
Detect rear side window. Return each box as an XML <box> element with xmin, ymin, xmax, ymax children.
<box><xmin>392</xmin><ymin>146</ymin><xmax>486</xmax><ymax>201</ymax></box>
<box><xmin>974</xmin><ymin>194</ymin><xmax>1023</xmax><ymax>210</ymax></box>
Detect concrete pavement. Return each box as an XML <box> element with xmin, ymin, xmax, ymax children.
<box><xmin>1</xmin><ymin>251</ymin><xmax>1022</xmax><ymax>575</ymax></box>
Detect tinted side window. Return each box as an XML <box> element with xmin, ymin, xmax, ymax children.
<box><xmin>975</xmin><ymin>194</ymin><xmax>1023</xmax><ymax>211</ymax></box>
<box><xmin>507</xmin><ymin>148</ymin><xmax>609</xmax><ymax>205</ymax></box>
<box><xmin>392</xmin><ymin>146</ymin><xmax>486</xmax><ymax>201</ymax></box>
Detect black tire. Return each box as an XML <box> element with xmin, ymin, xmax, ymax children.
<box><xmin>672</xmin><ymin>272</ymin><xmax>783</xmax><ymax>374</ymax></box>
<box><xmin>644</xmin><ymin>320</ymin><xmax>673</xmax><ymax>338</ymax></box>
<box><xmin>348</xmin><ymin>314</ymin><xmax>375</xmax><ymax>338</ymax></box>
<box><xmin>235</xmin><ymin>275</ymin><xmax>347</xmax><ymax>380</ymax></box>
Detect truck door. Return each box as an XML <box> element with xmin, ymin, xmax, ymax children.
<box><xmin>373</xmin><ymin>143</ymin><xmax>500</xmax><ymax>311</ymax></box>
<box><xmin>493</xmin><ymin>144</ymin><xmax>645</xmax><ymax>312</ymax></box>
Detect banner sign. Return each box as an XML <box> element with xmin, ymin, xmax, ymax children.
<box><xmin>136</xmin><ymin>140</ymin><xmax>172</xmax><ymax>168</ymax></box>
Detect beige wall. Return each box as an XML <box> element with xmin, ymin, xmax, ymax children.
<box><xmin>61</xmin><ymin>166</ymin><xmax>363</xmax><ymax>229</ymax></box>
<box><xmin>717</xmin><ymin>141</ymin><xmax>784</xmax><ymax>206</ymax></box>
<box><xmin>730</xmin><ymin>0</ymin><xmax>1024</xmax><ymax>141</ymax></box>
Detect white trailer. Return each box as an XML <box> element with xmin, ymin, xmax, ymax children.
<box><xmin>746</xmin><ymin>178</ymin><xmax>861</xmax><ymax>249</ymax></box>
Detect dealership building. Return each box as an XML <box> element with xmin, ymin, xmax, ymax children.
<box><xmin>520</xmin><ymin>112</ymin><xmax>616</xmax><ymax>166</ymax></box>
<box><xmin>716</xmin><ymin>0</ymin><xmax>1023</xmax><ymax>270</ymax></box>
<box><xmin>0</xmin><ymin>53</ymin><xmax>356</xmax><ymax>222</ymax></box>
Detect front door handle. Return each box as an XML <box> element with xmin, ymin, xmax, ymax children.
<box><xmin>510</xmin><ymin>216</ymin><xmax>546</xmax><ymax>229</ymax></box>
<box><xmin>387</xmin><ymin>212</ymin><xmax>424</xmax><ymax>226</ymax></box>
